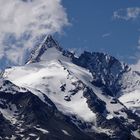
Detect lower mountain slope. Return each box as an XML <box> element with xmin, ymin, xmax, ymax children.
<box><xmin>0</xmin><ymin>79</ymin><xmax>95</xmax><ymax>140</ymax></box>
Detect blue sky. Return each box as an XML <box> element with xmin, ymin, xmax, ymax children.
<box><xmin>57</xmin><ymin>0</ymin><xmax>140</xmax><ymax>64</ymax></box>
<box><xmin>0</xmin><ymin>0</ymin><xmax>140</xmax><ymax>69</ymax></box>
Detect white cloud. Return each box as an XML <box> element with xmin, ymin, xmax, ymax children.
<box><xmin>131</xmin><ymin>37</ymin><xmax>140</xmax><ymax>71</ymax></box>
<box><xmin>0</xmin><ymin>0</ymin><xmax>69</xmax><ymax>69</ymax></box>
<box><xmin>137</xmin><ymin>37</ymin><xmax>140</xmax><ymax>49</ymax></box>
<box><xmin>102</xmin><ymin>33</ymin><xmax>111</xmax><ymax>38</ymax></box>
<box><xmin>113</xmin><ymin>7</ymin><xmax>140</xmax><ymax>20</ymax></box>
<box><xmin>131</xmin><ymin>60</ymin><xmax>140</xmax><ymax>71</ymax></box>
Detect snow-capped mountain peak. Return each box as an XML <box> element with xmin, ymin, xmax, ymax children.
<box><xmin>27</xmin><ymin>35</ymin><xmax>64</xmax><ymax>64</ymax></box>
<box><xmin>43</xmin><ymin>35</ymin><xmax>59</xmax><ymax>48</ymax></box>
<box><xmin>27</xmin><ymin>35</ymin><xmax>75</xmax><ymax>64</ymax></box>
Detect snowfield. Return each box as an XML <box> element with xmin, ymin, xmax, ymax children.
<box><xmin>4</xmin><ymin>47</ymin><xmax>96</xmax><ymax>123</ymax></box>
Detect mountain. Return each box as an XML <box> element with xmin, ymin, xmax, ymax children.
<box><xmin>1</xmin><ymin>35</ymin><xmax>140</xmax><ymax>139</ymax></box>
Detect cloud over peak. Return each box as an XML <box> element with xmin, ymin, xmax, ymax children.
<box><xmin>0</xmin><ymin>0</ymin><xmax>69</xmax><ymax>69</ymax></box>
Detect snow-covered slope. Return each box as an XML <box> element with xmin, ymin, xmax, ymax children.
<box><xmin>2</xmin><ymin>35</ymin><xmax>140</xmax><ymax>139</ymax></box>
<box><xmin>73</xmin><ymin>51</ymin><xmax>140</xmax><ymax>117</ymax></box>
<box><xmin>0</xmin><ymin>79</ymin><xmax>92</xmax><ymax>140</ymax></box>
<box><xmin>4</xmin><ymin>59</ymin><xmax>96</xmax><ymax>123</ymax></box>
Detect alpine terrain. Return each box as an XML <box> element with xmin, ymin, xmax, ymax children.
<box><xmin>0</xmin><ymin>35</ymin><xmax>140</xmax><ymax>140</ymax></box>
